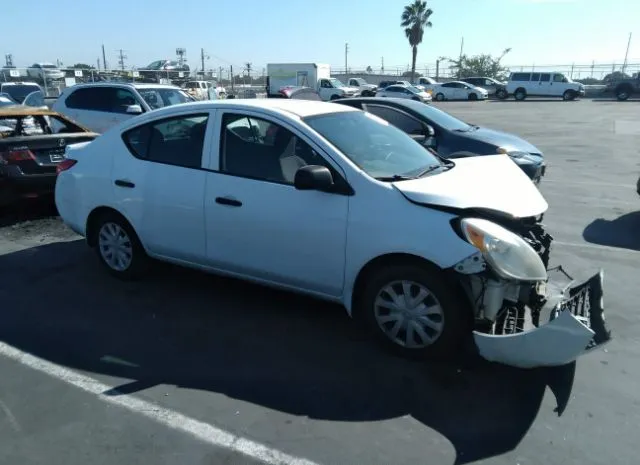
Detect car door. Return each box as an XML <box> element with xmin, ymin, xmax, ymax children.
<box><xmin>318</xmin><ymin>79</ymin><xmax>334</xmax><ymax>100</ymax></box>
<box><xmin>118</xmin><ymin>111</ymin><xmax>211</xmax><ymax>261</ymax></box>
<box><xmin>203</xmin><ymin>110</ymin><xmax>350</xmax><ymax>297</ymax></box>
<box><xmin>538</xmin><ymin>73</ymin><xmax>552</xmax><ymax>96</ymax></box>
<box><xmin>438</xmin><ymin>82</ymin><xmax>454</xmax><ymax>99</ymax></box>
<box><xmin>363</xmin><ymin>103</ymin><xmax>433</xmax><ymax>145</ymax></box>
<box><xmin>550</xmin><ymin>73</ymin><xmax>567</xmax><ymax>96</ymax></box>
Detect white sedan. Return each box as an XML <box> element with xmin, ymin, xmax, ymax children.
<box><xmin>376</xmin><ymin>84</ymin><xmax>432</xmax><ymax>103</ymax></box>
<box><xmin>55</xmin><ymin>99</ymin><xmax>610</xmax><ymax>368</ymax></box>
<box><xmin>432</xmin><ymin>81</ymin><xmax>489</xmax><ymax>101</ymax></box>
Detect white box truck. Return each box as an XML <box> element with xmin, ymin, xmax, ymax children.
<box><xmin>266</xmin><ymin>63</ymin><xmax>358</xmax><ymax>101</ymax></box>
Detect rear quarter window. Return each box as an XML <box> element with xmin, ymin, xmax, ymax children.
<box><xmin>510</xmin><ymin>73</ymin><xmax>531</xmax><ymax>81</ymax></box>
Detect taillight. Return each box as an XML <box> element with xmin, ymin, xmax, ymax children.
<box><xmin>0</xmin><ymin>149</ymin><xmax>36</xmax><ymax>164</ymax></box>
<box><xmin>56</xmin><ymin>159</ymin><xmax>77</xmax><ymax>174</ymax></box>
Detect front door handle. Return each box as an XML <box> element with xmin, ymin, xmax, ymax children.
<box><xmin>114</xmin><ymin>179</ymin><xmax>135</xmax><ymax>188</ymax></box>
<box><xmin>215</xmin><ymin>197</ymin><xmax>242</xmax><ymax>207</ymax></box>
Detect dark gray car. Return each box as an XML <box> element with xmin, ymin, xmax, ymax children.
<box><xmin>334</xmin><ymin>97</ymin><xmax>546</xmax><ymax>182</ymax></box>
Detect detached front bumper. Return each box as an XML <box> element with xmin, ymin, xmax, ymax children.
<box><xmin>474</xmin><ymin>268</ymin><xmax>612</xmax><ymax>368</ymax></box>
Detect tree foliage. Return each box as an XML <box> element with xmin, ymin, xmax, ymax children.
<box><xmin>603</xmin><ymin>71</ymin><xmax>630</xmax><ymax>82</ymax></box>
<box><xmin>401</xmin><ymin>0</ymin><xmax>433</xmax><ymax>83</ymax></box>
<box><xmin>71</xmin><ymin>63</ymin><xmax>95</xmax><ymax>69</ymax></box>
<box><xmin>449</xmin><ymin>48</ymin><xmax>511</xmax><ymax>80</ymax></box>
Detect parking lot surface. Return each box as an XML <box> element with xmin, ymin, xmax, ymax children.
<box><xmin>1</xmin><ymin>99</ymin><xmax>639</xmax><ymax>465</ymax></box>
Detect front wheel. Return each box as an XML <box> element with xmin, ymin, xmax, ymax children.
<box><xmin>358</xmin><ymin>264</ymin><xmax>471</xmax><ymax>359</ymax></box>
<box><xmin>468</xmin><ymin>93</ymin><xmax>478</xmax><ymax>101</ymax></box>
<box><xmin>330</xmin><ymin>94</ymin><xmax>341</xmax><ymax>101</ymax></box>
<box><xmin>93</xmin><ymin>212</ymin><xmax>148</xmax><ymax>280</ymax></box>
<box><xmin>616</xmin><ymin>86</ymin><xmax>631</xmax><ymax>101</ymax></box>
<box><xmin>412</xmin><ymin>96</ymin><xmax>421</xmax><ymax>101</ymax></box>
<box><xmin>563</xmin><ymin>90</ymin><xmax>576</xmax><ymax>101</ymax></box>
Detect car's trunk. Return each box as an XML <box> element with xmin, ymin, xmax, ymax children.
<box><xmin>0</xmin><ymin>133</ymin><xmax>98</xmax><ymax>175</ymax></box>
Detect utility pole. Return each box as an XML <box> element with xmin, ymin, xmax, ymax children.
<box><xmin>457</xmin><ymin>36</ymin><xmax>464</xmax><ymax>78</ymax></box>
<box><xmin>230</xmin><ymin>65</ymin><xmax>234</xmax><ymax>91</ymax></box>
<box><xmin>622</xmin><ymin>32</ymin><xmax>632</xmax><ymax>74</ymax></box>
<box><xmin>219</xmin><ymin>66</ymin><xmax>223</xmax><ymax>83</ymax></box>
<box><xmin>97</xmin><ymin>58</ymin><xmax>101</xmax><ymax>71</ymax></box>
<box><xmin>345</xmin><ymin>43</ymin><xmax>349</xmax><ymax>78</ymax></box>
<box><xmin>381</xmin><ymin>56</ymin><xmax>384</xmax><ymax>74</ymax></box>
<box><xmin>201</xmin><ymin>48</ymin><xmax>205</xmax><ymax>76</ymax></box>
<box><xmin>116</xmin><ymin>49</ymin><xmax>127</xmax><ymax>71</ymax></box>
<box><xmin>4</xmin><ymin>54</ymin><xmax>13</xmax><ymax>67</ymax></box>
<box><xmin>102</xmin><ymin>44</ymin><xmax>107</xmax><ymax>70</ymax></box>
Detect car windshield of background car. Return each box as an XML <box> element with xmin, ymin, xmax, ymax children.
<box><xmin>304</xmin><ymin>111</ymin><xmax>442</xmax><ymax>180</ymax></box>
<box><xmin>401</xmin><ymin>99</ymin><xmax>471</xmax><ymax>131</ymax></box>
<box><xmin>329</xmin><ymin>78</ymin><xmax>346</xmax><ymax>88</ymax></box>
<box><xmin>138</xmin><ymin>88</ymin><xmax>192</xmax><ymax>109</ymax></box>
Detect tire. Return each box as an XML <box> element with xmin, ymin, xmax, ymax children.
<box><xmin>92</xmin><ymin>211</ymin><xmax>149</xmax><ymax>280</ymax></box>
<box><xmin>514</xmin><ymin>88</ymin><xmax>527</xmax><ymax>101</ymax></box>
<box><xmin>357</xmin><ymin>263</ymin><xmax>471</xmax><ymax>360</ymax></box>
<box><xmin>563</xmin><ymin>90</ymin><xmax>576</xmax><ymax>101</ymax></box>
<box><xmin>435</xmin><ymin>93</ymin><xmax>445</xmax><ymax>101</ymax></box>
<box><xmin>615</xmin><ymin>86</ymin><xmax>631</xmax><ymax>101</ymax></box>
<box><xmin>412</xmin><ymin>96</ymin><xmax>421</xmax><ymax>101</ymax></box>
<box><xmin>468</xmin><ymin>93</ymin><xmax>478</xmax><ymax>101</ymax></box>
<box><xmin>496</xmin><ymin>89</ymin><xmax>508</xmax><ymax>100</ymax></box>
<box><xmin>330</xmin><ymin>94</ymin><xmax>342</xmax><ymax>101</ymax></box>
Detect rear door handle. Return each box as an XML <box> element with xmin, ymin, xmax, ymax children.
<box><xmin>215</xmin><ymin>197</ymin><xmax>242</xmax><ymax>207</ymax></box>
<box><xmin>114</xmin><ymin>179</ymin><xmax>135</xmax><ymax>188</ymax></box>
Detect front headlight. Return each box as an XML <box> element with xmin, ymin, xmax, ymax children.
<box><xmin>459</xmin><ymin>217</ymin><xmax>547</xmax><ymax>281</ymax></box>
<box><xmin>496</xmin><ymin>147</ymin><xmax>529</xmax><ymax>159</ymax></box>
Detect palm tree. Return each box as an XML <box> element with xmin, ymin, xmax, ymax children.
<box><xmin>401</xmin><ymin>0</ymin><xmax>433</xmax><ymax>84</ymax></box>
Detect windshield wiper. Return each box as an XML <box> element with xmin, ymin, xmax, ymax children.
<box><xmin>415</xmin><ymin>163</ymin><xmax>450</xmax><ymax>178</ymax></box>
<box><xmin>374</xmin><ymin>174</ymin><xmax>417</xmax><ymax>182</ymax></box>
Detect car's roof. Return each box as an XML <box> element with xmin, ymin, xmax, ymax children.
<box><xmin>0</xmin><ymin>82</ymin><xmax>40</xmax><ymax>87</ymax></box>
<box><xmin>66</xmin><ymin>82</ymin><xmax>180</xmax><ymax>91</ymax></box>
<box><xmin>132</xmin><ymin>99</ymin><xmax>359</xmax><ymax>121</ymax></box>
<box><xmin>0</xmin><ymin>106</ymin><xmax>61</xmax><ymax>116</ymax></box>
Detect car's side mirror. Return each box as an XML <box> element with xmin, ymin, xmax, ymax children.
<box><xmin>423</xmin><ymin>124</ymin><xmax>435</xmax><ymax>137</ymax></box>
<box><xmin>126</xmin><ymin>104</ymin><xmax>143</xmax><ymax>114</ymax></box>
<box><xmin>562</xmin><ymin>78</ymin><xmax>568</xmax><ymax>83</ymax></box>
<box><xmin>294</xmin><ymin>165</ymin><xmax>334</xmax><ymax>191</ymax></box>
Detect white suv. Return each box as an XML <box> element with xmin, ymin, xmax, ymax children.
<box><xmin>504</xmin><ymin>71</ymin><xmax>585</xmax><ymax>101</ymax></box>
<box><xmin>52</xmin><ymin>83</ymin><xmax>194</xmax><ymax>133</ymax></box>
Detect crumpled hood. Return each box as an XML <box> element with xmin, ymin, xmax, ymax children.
<box><xmin>393</xmin><ymin>155</ymin><xmax>548</xmax><ymax>218</ymax></box>
<box><xmin>467</xmin><ymin>127</ymin><xmax>541</xmax><ymax>154</ymax></box>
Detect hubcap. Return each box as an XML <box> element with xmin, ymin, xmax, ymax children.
<box><xmin>374</xmin><ymin>280</ymin><xmax>445</xmax><ymax>349</ymax></box>
<box><xmin>619</xmin><ymin>92</ymin><xmax>628</xmax><ymax>99</ymax></box>
<box><xmin>98</xmin><ymin>222</ymin><xmax>133</xmax><ymax>271</ymax></box>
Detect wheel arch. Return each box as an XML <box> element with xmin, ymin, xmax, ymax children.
<box><xmin>85</xmin><ymin>206</ymin><xmax>141</xmax><ymax>248</ymax></box>
<box><xmin>348</xmin><ymin>252</ymin><xmax>460</xmax><ymax>318</ymax></box>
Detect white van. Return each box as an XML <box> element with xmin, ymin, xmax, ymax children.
<box><xmin>503</xmin><ymin>71</ymin><xmax>585</xmax><ymax>101</ymax></box>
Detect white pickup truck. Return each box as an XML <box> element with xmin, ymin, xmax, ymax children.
<box><xmin>346</xmin><ymin>78</ymin><xmax>377</xmax><ymax>96</ymax></box>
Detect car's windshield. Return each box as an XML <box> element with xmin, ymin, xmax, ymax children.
<box><xmin>138</xmin><ymin>88</ymin><xmax>192</xmax><ymax>110</ymax></box>
<box><xmin>329</xmin><ymin>78</ymin><xmax>345</xmax><ymax>88</ymax></box>
<box><xmin>146</xmin><ymin>60</ymin><xmax>165</xmax><ymax>69</ymax></box>
<box><xmin>354</xmin><ymin>78</ymin><xmax>366</xmax><ymax>85</ymax></box>
<box><xmin>1</xmin><ymin>85</ymin><xmax>41</xmax><ymax>103</ymax></box>
<box><xmin>304</xmin><ymin>111</ymin><xmax>442</xmax><ymax>180</ymax></box>
<box><xmin>407</xmin><ymin>85</ymin><xmax>422</xmax><ymax>93</ymax></box>
<box><xmin>398</xmin><ymin>99</ymin><xmax>472</xmax><ymax>131</ymax></box>
<box><xmin>185</xmin><ymin>82</ymin><xmax>199</xmax><ymax>89</ymax></box>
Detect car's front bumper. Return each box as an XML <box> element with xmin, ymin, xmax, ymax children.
<box><xmin>474</xmin><ymin>268</ymin><xmax>611</xmax><ymax>368</ymax></box>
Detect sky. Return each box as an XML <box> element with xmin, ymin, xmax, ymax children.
<box><xmin>3</xmin><ymin>0</ymin><xmax>639</xmax><ymax>74</ymax></box>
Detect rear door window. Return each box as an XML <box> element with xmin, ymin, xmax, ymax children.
<box><xmin>364</xmin><ymin>105</ymin><xmax>424</xmax><ymax>135</ymax></box>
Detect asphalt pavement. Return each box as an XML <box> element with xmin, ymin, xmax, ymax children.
<box><xmin>1</xmin><ymin>98</ymin><xmax>639</xmax><ymax>465</ymax></box>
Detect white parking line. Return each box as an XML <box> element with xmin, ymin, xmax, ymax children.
<box><xmin>0</xmin><ymin>341</ymin><xmax>320</xmax><ymax>465</ymax></box>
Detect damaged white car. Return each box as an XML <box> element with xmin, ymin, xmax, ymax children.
<box><xmin>55</xmin><ymin>100</ymin><xmax>611</xmax><ymax>368</ymax></box>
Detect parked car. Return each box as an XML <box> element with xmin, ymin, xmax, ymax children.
<box><xmin>347</xmin><ymin>78</ymin><xmax>377</xmax><ymax>96</ymax></box>
<box><xmin>55</xmin><ymin>99</ymin><xmax>610</xmax><ymax>368</ymax></box>
<box><xmin>376</xmin><ymin>84</ymin><xmax>432</xmax><ymax>103</ymax></box>
<box><xmin>183</xmin><ymin>80</ymin><xmax>210</xmax><ymax>100</ymax></box>
<box><xmin>460</xmin><ymin>77</ymin><xmax>506</xmax><ymax>96</ymax></box>
<box><xmin>274</xmin><ymin>86</ymin><xmax>322</xmax><ymax>100</ymax></box>
<box><xmin>504</xmin><ymin>72</ymin><xmax>585</xmax><ymax>101</ymax></box>
<box><xmin>27</xmin><ymin>63</ymin><xmax>65</xmax><ymax>81</ymax></box>
<box><xmin>52</xmin><ymin>82</ymin><xmax>195</xmax><ymax>133</ymax></box>
<box><xmin>378</xmin><ymin>80</ymin><xmax>403</xmax><ymax>90</ymax></box>
<box><xmin>432</xmin><ymin>81</ymin><xmax>489</xmax><ymax>101</ymax></box>
<box><xmin>139</xmin><ymin>60</ymin><xmax>190</xmax><ymax>82</ymax></box>
<box><xmin>0</xmin><ymin>107</ymin><xmax>98</xmax><ymax>206</ymax></box>
<box><xmin>334</xmin><ymin>97</ymin><xmax>546</xmax><ymax>183</ymax></box>
<box><xmin>0</xmin><ymin>82</ymin><xmax>42</xmax><ymax>104</ymax></box>
<box><xmin>604</xmin><ymin>73</ymin><xmax>640</xmax><ymax>101</ymax></box>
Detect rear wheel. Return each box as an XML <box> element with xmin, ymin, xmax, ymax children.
<box><xmin>496</xmin><ymin>89</ymin><xmax>508</xmax><ymax>100</ymax></box>
<box><xmin>92</xmin><ymin>212</ymin><xmax>148</xmax><ymax>280</ymax></box>
<box><xmin>357</xmin><ymin>263</ymin><xmax>471</xmax><ymax>360</ymax></box>
<box><xmin>615</xmin><ymin>85</ymin><xmax>632</xmax><ymax>101</ymax></box>
<box><xmin>514</xmin><ymin>88</ymin><xmax>527</xmax><ymax>101</ymax></box>
<box><xmin>435</xmin><ymin>93</ymin><xmax>445</xmax><ymax>101</ymax></box>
